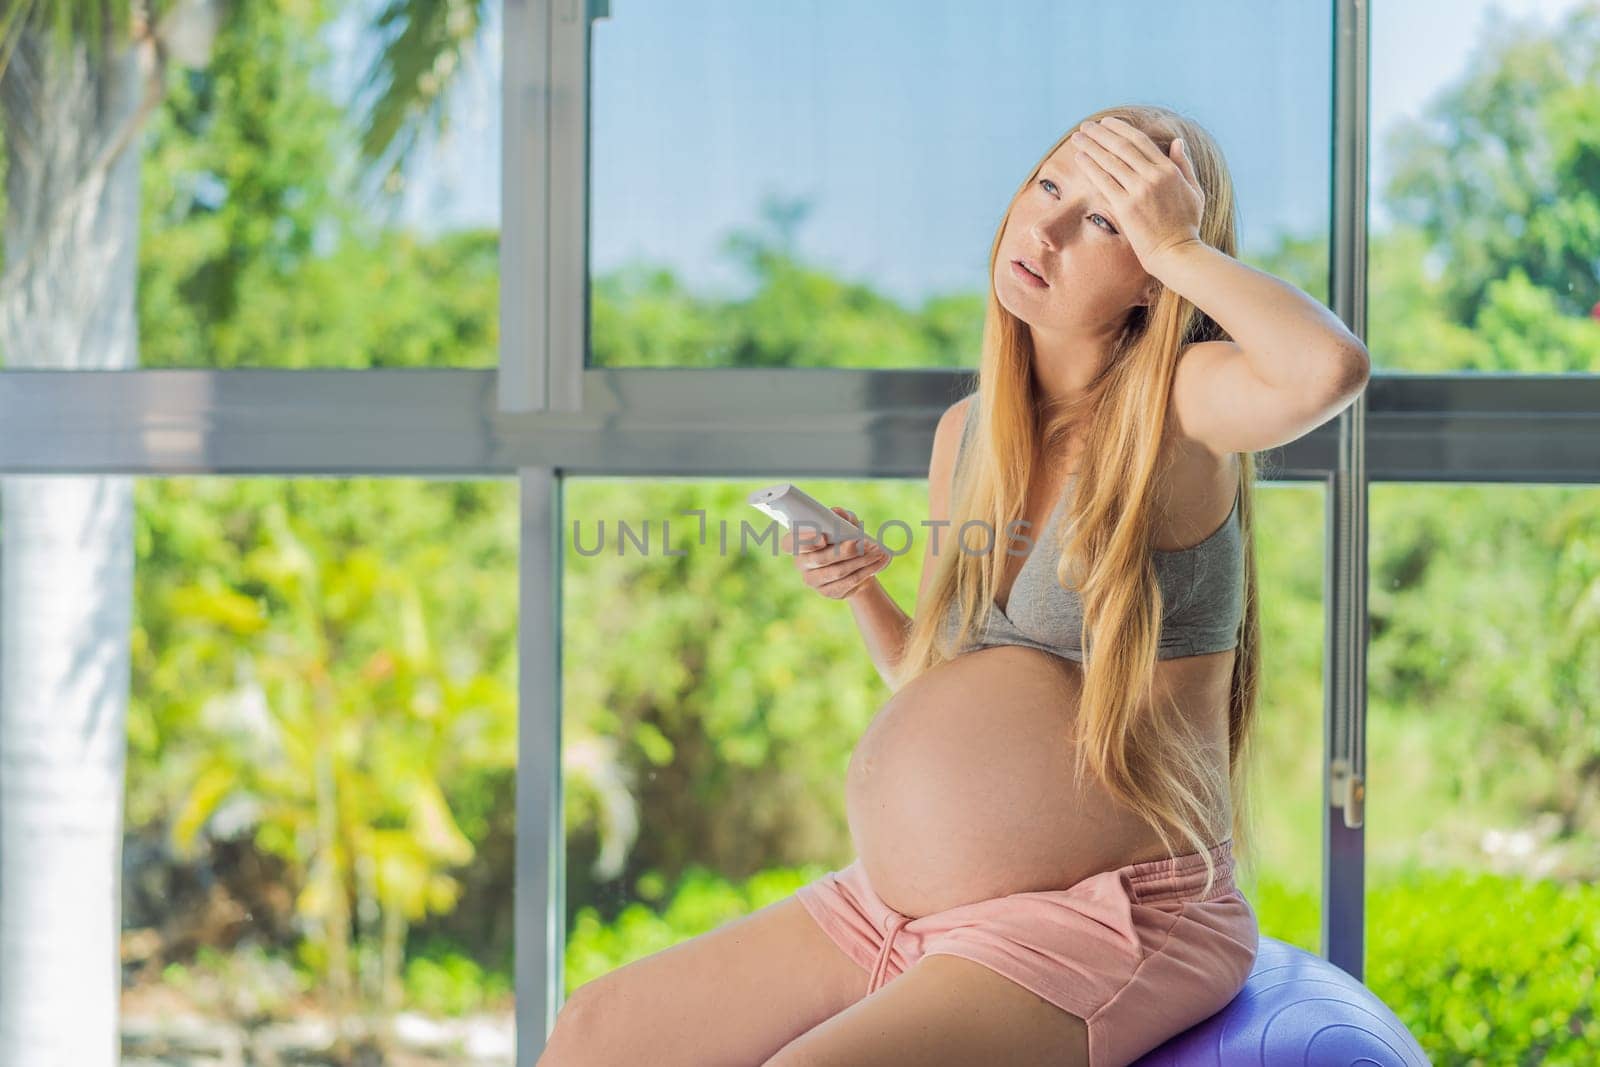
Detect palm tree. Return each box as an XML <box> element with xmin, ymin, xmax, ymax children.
<box><xmin>0</xmin><ymin>1</ymin><xmax>489</xmax><ymax>1062</ymax></box>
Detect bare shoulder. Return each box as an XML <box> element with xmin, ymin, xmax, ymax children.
<box><xmin>930</xmin><ymin>395</ymin><xmax>975</xmax><ymax>478</ymax></box>
<box><xmin>945</xmin><ymin>393</ymin><xmax>975</xmax><ymax>434</ymax></box>
<box><xmin>918</xmin><ymin>396</ymin><xmax>977</xmax><ymax>610</ymax></box>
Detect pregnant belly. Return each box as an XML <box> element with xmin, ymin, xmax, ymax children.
<box><xmin>844</xmin><ymin>645</ymin><xmax>1176</xmax><ymax>919</ymax></box>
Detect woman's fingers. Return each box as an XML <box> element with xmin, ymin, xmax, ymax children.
<box><xmin>816</xmin><ymin>549</ymin><xmax>886</xmax><ymax>598</ymax></box>
<box><xmin>819</xmin><ymin>556</ymin><xmax>883</xmax><ymax>598</ymax></box>
<box><xmin>782</xmin><ymin>524</ymin><xmax>831</xmax><ymax>554</ymax></box>
<box><xmin>803</xmin><ymin>536</ymin><xmax>866</xmax><ymax>569</ymax></box>
<box><xmin>779</xmin><ymin>505</ymin><xmax>886</xmax><ymax>598</ymax></box>
<box><xmin>810</xmin><ymin>551</ymin><xmax>855</xmax><ymax>578</ymax></box>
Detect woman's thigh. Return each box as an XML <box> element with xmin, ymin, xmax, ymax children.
<box><xmin>536</xmin><ymin>894</ymin><xmax>870</xmax><ymax>1067</ymax></box>
<box><xmin>762</xmin><ymin>953</ymin><xmax>1090</xmax><ymax>1067</ymax></box>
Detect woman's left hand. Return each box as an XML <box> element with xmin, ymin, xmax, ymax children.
<box><xmin>1068</xmin><ymin>116</ymin><xmax>1206</xmax><ymax>274</ymax></box>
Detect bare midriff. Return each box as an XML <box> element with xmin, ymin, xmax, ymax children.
<box><xmin>843</xmin><ymin>427</ymin><xmax>1239</xmax><ymax>920</ymax></box>
<box><xmin>843</xmin><ymin>644</ymin><xmax>1234</xmax><ymax>919</ymax></box>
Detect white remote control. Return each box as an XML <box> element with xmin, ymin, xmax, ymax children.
<box><xmin>747</xmin><ymin>483</ymin><xmax>881</xmax><ymax>552</ymax></box>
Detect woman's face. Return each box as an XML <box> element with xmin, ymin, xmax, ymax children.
<box><xmin>993</xmin><ymin>136</ymin><xmax>1157</xmax><ymax>333</ymax></box>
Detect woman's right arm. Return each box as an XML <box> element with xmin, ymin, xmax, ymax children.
<box><xmin>842</xmin><ymin>396</ymin><xmax>972</xmax><ymax>687</ymax></box>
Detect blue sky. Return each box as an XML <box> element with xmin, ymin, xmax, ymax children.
<box><xmin>325</xmin><ymin>0</ymin><xmax>1585</xmax><ymax>307</ymax></box>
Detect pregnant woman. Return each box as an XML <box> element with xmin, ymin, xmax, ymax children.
<box><xmin>537</xmin><ymin>104</ymin><xmax>1371</xmax><ymax>1067</ymax></box>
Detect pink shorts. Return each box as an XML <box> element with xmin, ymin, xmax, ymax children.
<box><xmin>795</xmin><ymin>838</ymin><xmax>1258</xmax><ymax>1067</ymax></box>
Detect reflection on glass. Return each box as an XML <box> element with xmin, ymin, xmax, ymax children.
<box><xmin>1372</xmin><ymin>2</ymin><xmax>1600</xmax><ymax>372</ymax></box>
<box><xmin>589</xmin><ymin>1</ymin><xmax>1330</xmax><ymax>367</ymax></box>
<box><xmin>1366</xmin><ymin>483</ymin><xmax>1600</xmax><ymax>1061</ymax></box>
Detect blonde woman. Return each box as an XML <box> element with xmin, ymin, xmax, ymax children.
<box><xmin>538</xmin><ymin>104</ymin><xmax>1370</xmax><ymax>1067</ymax></box>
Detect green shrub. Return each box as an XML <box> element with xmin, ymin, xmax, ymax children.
<box><xmin>403</xmin><ymin>940</ymin><xmax>514</xmax><ymax>1017</ymax></box>
<box><xmin>562</xmin><ymin>864</ymin><xmax>829</xmax><ymax>993</ymax></box>
<box><xmin>1367</xmin><ymin>868</ymin><xmax>1598</xmax><ymax>1063</ymax></box>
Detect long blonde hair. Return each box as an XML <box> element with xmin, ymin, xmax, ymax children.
<box><xmin>891</xmin><ymin>104</ymin><xmax>1263</xmax><ymax>898</ymax></box>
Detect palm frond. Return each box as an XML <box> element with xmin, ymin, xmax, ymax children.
<box><xmin>352</xmin><ymin>0</ymin><xmax>486</xmax><ymax>185</ymax></box>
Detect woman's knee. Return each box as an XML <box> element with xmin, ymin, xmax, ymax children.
<box><xmin>534</xmin><ymin>980</ymin><xmax>612</xmax><ymax>1066</ymax></box>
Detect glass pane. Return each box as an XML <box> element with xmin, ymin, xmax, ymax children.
<box><xmin>0</xmin><ymin>1</ymin><xmax>501</xmax><ymax>370</ymax></box>
<box><xmin>1242</xmin><ymin>484</ymin><xmax>1329</xmax><ymax>950</ymax></box>
<box><xmin>588</xmin><ymin>1</ymin><xmax>1331</xmax><ymax>367</ymax></box>
<box><xmin>559</xmin><ymin>476</ymin><xmax>1326</xmax><ymax>1010</ymax></box>
<box><xmin>1371</xmin><ymin>1</ymin><xmax>1600</xmax><ymax>372</ymax></box>
<box><xmin>0</xmin><ymin>476</ymin><xmax>520</xmax><ymax>1058</ymax></box>
<box><xmin>560</xmin><ymin>475</ymin><xmax>906</xmax><ymax>965</ymax></box>
<box><xmin>1366</xmin><ymin>483</ymin><xmax>1600</xmax><ymax>1061</ymax></box>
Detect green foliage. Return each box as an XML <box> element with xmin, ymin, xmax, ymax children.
<box><xmin>1367</xmin><ymin>869</ymin><xmax>1600</xmax><ymax>1063</ymax></box>
<box><xmin>137</xmin><ymin>0</ymin><xmax>499</xmax><ymax>369</ymax></box>
<box><xmin>403</xmin><ymin>938</ymin><xmax>513</xmax><ymax>1017</ymax></box>
<box><xmin>129</xmin><ymin>476</ymin><xmax>519</xmax><ymax>1012</ymax></box>
<box><xmin>589</xmin><ymin>201</ymin><xmax>984</xmax><ymax>368</ymax></box>
<box><xmin>561</xmin><ymin>863</ymin><xmax>833</xmax><ymax>993</ymax></box>
<box><xmin>137</xmin><ymin>0</ymin><xmax>346</xmax><ymax>352</ymax></box>
<box><xmin>356</xmin><ymin>0</ymin><xmax>491</xmax><ymax>185</ymax></box>
<box><xmin>1383</xmin><ymin>3</ymin><xmax>1600</xmax><ymax>328</ymax></box>
<box><xmin>1364</xmin><ymin>482</ymin><xmax>1600</xmax><ymax>872</ymax></box>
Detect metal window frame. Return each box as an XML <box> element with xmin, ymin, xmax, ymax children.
<box><xmin>0</xmin><ymin>368</ymin><xmax>1596</xmax><ymax>478</ymax></box>
<box><xmin>1325</xmin><ymin>0</ymin><xmax>1369</xmax><ymax>981</ymax></box>
<box><xmin>2</xmin><ymin>1</ymin><xmax>1599</xmax><ymax>1063</ymax></box>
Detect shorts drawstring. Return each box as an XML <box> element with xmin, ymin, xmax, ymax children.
<box><xmin>866</xmin><ymin>912</ymin><xmax>909</xmax><ymax>994</ymax></box>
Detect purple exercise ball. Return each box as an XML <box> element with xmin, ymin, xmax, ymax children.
<box><xmin>1134</xmin><ymin>935</ymin><xmax>1431</xmax><ymax>1066</ymax></box>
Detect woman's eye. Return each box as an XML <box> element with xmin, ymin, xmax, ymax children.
<box><xmin>1035</xmin><ymin>180</ymin><xmax>1116</xmax><ymax>234</ymax></box>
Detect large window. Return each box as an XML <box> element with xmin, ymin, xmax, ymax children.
<box><xmin>3</xmin><ymin>2</ymin><xmax>1598</xmax><ymax>1065</ymax></box>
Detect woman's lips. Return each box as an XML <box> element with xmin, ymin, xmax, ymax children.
<box><xmin>1010</xmin><ymin>259</ymin><xmax>1048</xmax><ymax>288</ymax></box>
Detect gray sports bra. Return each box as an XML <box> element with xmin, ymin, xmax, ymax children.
<box><xmin>940</xmin><ymin>396</ymin><xmax>1243</xmax><ymax>662</ymax></box>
